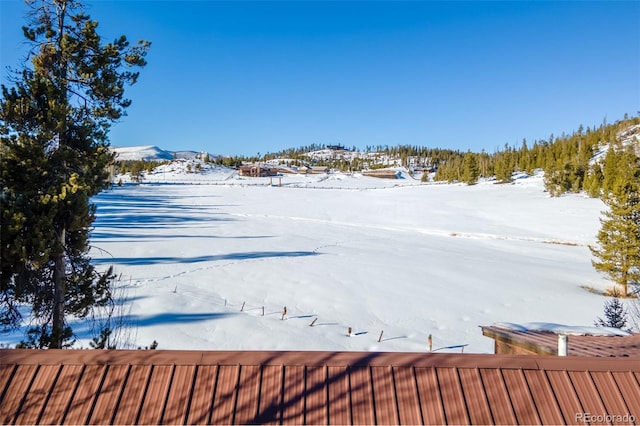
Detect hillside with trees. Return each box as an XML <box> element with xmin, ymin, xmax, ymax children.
<box><xmin>428</xmin><ymin>116</ymin><xmax>639</xmax><ymax>189</ymax></box>
<box><xmin>219</xmin><ymin>116</ymin><xmax>639</xmax><ymax>192</ymax></box>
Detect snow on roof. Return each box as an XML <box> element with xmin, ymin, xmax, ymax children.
<box><xmin>492</xmin><ymin>321</ymin><xmax>631</xmax><ymax>337</ymax></box>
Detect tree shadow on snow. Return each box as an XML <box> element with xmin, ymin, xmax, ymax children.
<box><xmin>94</xmin><ymin>250</ymin><xmax>320</xmax><ymax>266</ymax></box>
<box><xmin>92</xmin><ymin>212</ymin><xmax>235</xmax><ymax>230</ymax></box>
<box><xmin>123</xmin><ymin>312</ymin><xmax>237</xmax><ymax>328</ymax></box>
<box><xmin>381</xmin><ymin>335</ymin><xmax>408</xmax><ymax>342</ymax></box>
<box><xmin>90</xmin><ymin>231</ymin><xmax>274</xmax><ymax>241</ymax></box>
<box><xmin>111</xmin><ymin>295</ymin><xmax>147</xmax><ymax>306</ymax></box>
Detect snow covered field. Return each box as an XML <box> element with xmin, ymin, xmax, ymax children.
<box><xmin>3</xmin><ymin>169</ymin><xmax>613</xmax><ymax>353</ymax></box>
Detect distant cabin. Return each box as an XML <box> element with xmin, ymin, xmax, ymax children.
<box><xmin>308</xmin><ymin>166</ymin><xmax>329</xmax><ymax>174</ymax></box>
<box><xmin>238</xmin><ymin>165</ymin><xmax>278</xmax><ymax>177</ymax></box>
<box><xmin>362</xmin><ymin>169</ymin><xmax>400</xmax><ymax>179</ymax></box>
<box><xmin>291</xmin><ymin>165</ymin><xmax>328</xmax><ymax>174</ymax></box>
<box><xmin>326</xmin><ymin>144</ymin><xmax>346</xmax><ymax>151</ymax></box>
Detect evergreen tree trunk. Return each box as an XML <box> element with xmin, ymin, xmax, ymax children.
<box><xmin>52</xmin><ymin>228</ymin><xmax>67</xmax><ymax>349</ymax></box>
<box><xmin>51</xmin><ymin>1</ymin><xmax>68</xmax><ymax>349</ymax></box>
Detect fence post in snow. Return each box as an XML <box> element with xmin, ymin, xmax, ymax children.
<box><xmin>378</xmin><ymin>330</ymin><xmax>384</xmax><ymax>342</ymax></box>
<box><xmin>428</xmin><ymin>334</ymin><xmax>433</xmax><ymax>352</ymax></box>
<box><xmin>281</xmin><ymin>306</ymin><xmax>287</xmax><ymax>320</ymax></box>
<box><xmin>240</xmin><ymin>301</ymin><xmax>245</xmax><ymax>312</ymax></box>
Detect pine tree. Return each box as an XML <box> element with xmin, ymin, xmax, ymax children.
<box><xmin>590</xmin><ymin>142</ymin><xmax>640</xmax><ymax>297</ymax></box>
<box><xmin>461</xmin><ymin>152</ymin><xmax>479</xmax><ymax>185</ymax></box>
<box><xmin>583</xmin><ymin>163</ymin><xmax>604</xmax><ymax>198</ymax></box>
<box><xmin>602</xmin><ymin>142</ymin><xmax>620</xmax><ymax>194</ymax></box>
<box><xmin>1</xmin><ymin>0</ymin><xmax>149</xmax><ymax>347</ymax></box>
<box><xmin>494</xmin><ymin>151</ymin><xmax>514</xmax><ymax>183</ymax></box>
<box><xmin>595</xmin><ymin>294</ymin><xmax>628</xmax><ymax>329</ymax></box>
<box><xmin>518</xmin><ymin>139</ymin><xmax>533</xmax><ymax>174</ymax></box>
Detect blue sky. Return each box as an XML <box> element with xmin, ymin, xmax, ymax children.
<box><xmin>2</xmin><ymin>1</ymin><xmax>639</xmax><ymax>156</ymax></box>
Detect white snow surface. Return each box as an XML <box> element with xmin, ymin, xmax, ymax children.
<box><xmin>4</xmin><ymin>168</ymin><xmax>622</xmax><ymax>353</ymax></box>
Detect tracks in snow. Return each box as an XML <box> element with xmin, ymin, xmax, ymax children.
<box><xmin>125</xmin><ymin>212</ymin><xmax>584</xmax><ymax>285</ymax></box>
<box><xmin>229</xmin><ymin>213</ymin><xmax>587</xmax><ymax>247</ymax></box>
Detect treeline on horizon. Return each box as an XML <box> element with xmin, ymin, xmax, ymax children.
<box><xmin>115</xmin><ymin>114</ymin><xmax>640</xmax><ymax>199</ymax></box>
<box><xmin>263</xmin><ymin>114</ymin><xmax>640</xmax><ymax>198</ymax></box>
<box><xmin>430</xmin><ymin>114</ymin><xmax>640</xmax><ymax>193</ymax></box>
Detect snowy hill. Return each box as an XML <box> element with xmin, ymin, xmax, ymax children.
<box><xmin>112</xmin><ymin>145</ymin><xmax>218</xmax><ymax>162</ymax></box>
<box><xmin>590</xmin><ymin>123</ymin><xmax>640</xmax><ymax>165</ymax></box>
<box><xmin>112</xmin><ymin>145</ymin><xmax>174</xmax><ymax>161</ymax></box>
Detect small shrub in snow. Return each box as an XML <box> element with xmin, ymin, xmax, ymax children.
<box><xmin>595</xmin><ymin>291</ymin><xmax>628</xmax><ymax>329</ymax></box>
